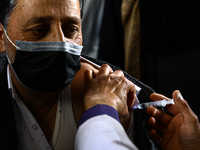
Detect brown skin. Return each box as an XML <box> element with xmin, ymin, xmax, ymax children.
<box><xmin>0</xmin><ymin>0</ymin><xmax>134</xmax><ymax>143</ymax></box>
<box><xmin>147</xmin><ymin>90</ymin><xmax>200</xmax><ymax>150</ymax></box>
<box><xmin>72</xmin><ymin>63</ymin><xmax>133</xmax><ymax>130</ymax></box>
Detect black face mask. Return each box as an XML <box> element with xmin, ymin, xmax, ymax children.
<box><xmin>6</xmin><ymin>40</ymin><xmax>83</xmax><ymax>92</ymax></box>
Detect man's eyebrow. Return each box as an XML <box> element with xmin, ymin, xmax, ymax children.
<box><xmin>23</xmin><ymin>16</ymin><xmax>54</xmax><ymax>28</ymax></box>
<box><xmin>61</xmin><ymin>16</ymin><xmax>81</xmax><ymax>25</ymax></box>
<box><xmin>23</xmin><ymin>15</ymin><xmax>81</xmax><ymax>28</ymax></box>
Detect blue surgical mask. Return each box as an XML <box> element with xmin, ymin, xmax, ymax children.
<box><xmin>4</xmin><ymin>29</ymin><xmax>83</xmax><ymax>92</ymax></box>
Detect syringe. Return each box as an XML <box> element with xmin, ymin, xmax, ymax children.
<box><xmin>131</xmin><ymin>99</ymin><xmax>174</xmax><ymax>110</ymax></box>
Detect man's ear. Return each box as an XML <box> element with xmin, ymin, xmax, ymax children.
<box><xmin>0</xmin><ymin>23</ymin><xmax>6</xmax><ymax>53</ymax></box>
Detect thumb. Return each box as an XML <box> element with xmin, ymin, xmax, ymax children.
<box><xmin>173</xmin><ymin>90</ymin><xmax>196</xmax><ymax>122</ymax></box>
<box><xmin>84</xmin><ymin>69</ymin><xmax>93</xmax><ymax>84</ymax></box>
<box><xmin>127</xmin><ymin>91</ymin><xmax>135</xmax><ymax>108</ymax></box>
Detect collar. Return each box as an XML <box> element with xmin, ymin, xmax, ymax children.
<box><xmin>7</xmin><ymin>64</ymin><xmax>23</xmax><ymax>105</ymax></box>
<box><xmin>7</xmin><ymin>64</ymin><xmax>14</xmax><ymax>94</ymax></box>
<box><xmin>7</xmin><ymin>64</ymin><xmax>13</xmax><ymax>92</ymax></box>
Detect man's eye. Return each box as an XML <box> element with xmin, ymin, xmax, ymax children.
<box><xmin>68</xmin><ymin>29</ymin><xmax>77</xmax><ymax>34</ymax></box>
<box><xmin>31</xmin><ymin>28</ymin><xmax>48</xmax><ymax>35</ymax></box>
<box><xmin>63</xmin><ymin>27</ymin><xmax>78</xmax><ymax>37</ymax></box>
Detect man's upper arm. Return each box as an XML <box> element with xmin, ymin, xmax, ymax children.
<box><xmin>71</xmin><ymin>61</ymin><xmax>98</xmax><ymax>97</ymax></box>
<box><xmin>71</xmin><ymin>62</ymin><xmax>98</xmax><ymax>123</ymax></box>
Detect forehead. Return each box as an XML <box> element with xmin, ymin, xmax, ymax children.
<box><xmin>12</xmin><ymin>0</ymin><xmax>80</xmax><ymax>22</ymax></box>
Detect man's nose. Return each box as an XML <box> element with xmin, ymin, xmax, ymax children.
<box><xmin>48</xmin><ymin>25</ymin><xmax>65</xmax><ymax>42</ymax></box>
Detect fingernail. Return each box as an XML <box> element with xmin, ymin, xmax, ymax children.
<box><xmin>177</xmin><ymin>91</ymin><xmax>183</xmax><ymax>100</ymax></box>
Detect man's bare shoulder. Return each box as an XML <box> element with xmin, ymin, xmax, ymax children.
<box><xmin>72</xmin><ymin>62</ymin><xmax>98</xmax><ymax>86</ymax></box>
<box><xmin>79</xmin><ymin>61</ymin><xmax>98</xmax><ymax>75</ymax></box>
<box><xmin>71</xmin><ymin>62</ymin><xmax>98</xmax><ymax>123</ymax></box>
<box><xmin>71</xmin><ymin>61</ymin><xmax>98</xmax><ymax>102</ymax></box>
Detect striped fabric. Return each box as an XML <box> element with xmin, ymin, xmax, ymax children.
<box><xmin>121</xmin><ymin>0</ymin><xmax>141</xmax><ymax>80</ymax></box>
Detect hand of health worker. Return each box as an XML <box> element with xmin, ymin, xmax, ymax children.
<box><xmin>147</xmin><ymin>90</ymin><xmax>200</xmax><ymax>150</ymax></box>
<box><xmin>84</xmin><ymin>64</ymin><xmax>136</xmax><ymax>118</ymax></box>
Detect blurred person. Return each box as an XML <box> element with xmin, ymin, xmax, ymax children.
<box><xmin>81</xmin><ymin>0</ymin><xmax>105</xmax><ymax>58</ymax></box>
<box><xmin>82</xmin><ymin>0</ymin><xmax>125</xmax><ymax>70</ymax></box>
<box><xmin>122</xmin><ymin>0</ymin><xmax>200</xmax><ymax>118</ymax></box>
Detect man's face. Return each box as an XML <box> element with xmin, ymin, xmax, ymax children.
<box><xmin>5</xmin><ymin>0</ymin><xmax>82</xmax><ymax>63</ymax></box>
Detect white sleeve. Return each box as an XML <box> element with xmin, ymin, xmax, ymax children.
<box><xmin>75</xmin><ymin>114</ymin><xmax>138</xmax><ymax>150</ymax></box>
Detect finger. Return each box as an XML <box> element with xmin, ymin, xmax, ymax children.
<box><xmin>112</xmin><ymin>77</ymin><xmax>129</xmax><ymax>116</ymax></box>
<box><xmin>92</xmin><ymin>70</ymin><xmax>97</xmax><ymax>79</ymax></box>
<box><xmin>112</xmin><ymin>77</ymin><xmax>134</xmax><ymax>96</ymax></box>
<box><xmin>150</xmin><ymin>93</ymin><xmax>180</xmax><ymax>116</ymax></box>
<box><xmin>111</xmin><ymin>76</ymin><xmax>127</xmax><ymax>98</ymax></box>
<box><xmin>126</xmin><ymin>79</ymin><xmax>136</xmax><ymax>93</ymax></box>
<box><xmin>173</xmin><ymin>90</ymin><xmax>199</xmax><ymax>124</ymax></box>
<box><xmin>146</xmin><ymin>106</ymin><xmax>173</xmax><ymax>126</ymax></box>
<box><xmin>150</xmin><ymin>93</ymin><xmax>169</xmax><ymax>101</ymax></box>
<box><xmin>107</xmin><ymin>75</ymin><xmax>124</xmax><ymax>93</ymax></box>
<box><xmin>98</xmin><ymin>64</ymin><xmax>113</xmax><ymax>77</ymax></box>
<box><xmin>84</xmin><ymin>69</ymin><xmax>93</xmax><ymax>84</ymax></box>
<box><xmin>112</xmin><ymin>70</ymin><xmax>124</xmax><ymax>77</ymax></box>
<box><xmin>115</xmin><ymin>77</ymin><xmax>136</xmax><ymax>110</ymax></box>
<box><xmin>127</xmin><ymin>90</ymin><xmax>135</xmax><ymax>108</ymax></box>
<box><xmin>148</xmin><ymin>129</ymin><xmax>163</xmax><ymax>145</ymax></box>
<box><xmin>148</xmin><ymin>117</ymin><xmax>166</xmax><ymax>134</ymax></box>
<box><xmin>126</xmin><ymin>80</ymin><xmax>136</xmax><ymax>108</ymax></box>
<box><xmin>107</xmin><ymin>70</ymin><xmax>125</xmax><ymax>90</ymax></box>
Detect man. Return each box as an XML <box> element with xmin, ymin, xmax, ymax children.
<box><xmin>0</xmin><ymin>0</ymin><xmax>136</xmax><ymax>149</ymax></box>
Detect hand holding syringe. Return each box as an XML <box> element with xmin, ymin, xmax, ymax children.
<box><xmin>132</xmin><ymin>99</ymin><xmax>174</xmax><ymax>110</ymax></box>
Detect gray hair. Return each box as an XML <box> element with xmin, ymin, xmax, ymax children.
<box><xmin>0</xmin><ymin>0</ymin><xmax>17</xmax><ymax>29</ymax></box>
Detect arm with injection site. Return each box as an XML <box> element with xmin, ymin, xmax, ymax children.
<box><xmin>80</xmin><ymin>57</ymin><xmax>174</xmax><ymax>111</ymax></box>
<box><xmin>75</xmin><ymin>64</ymin><xmax>139</xmax><ymax>150</ymax></box>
